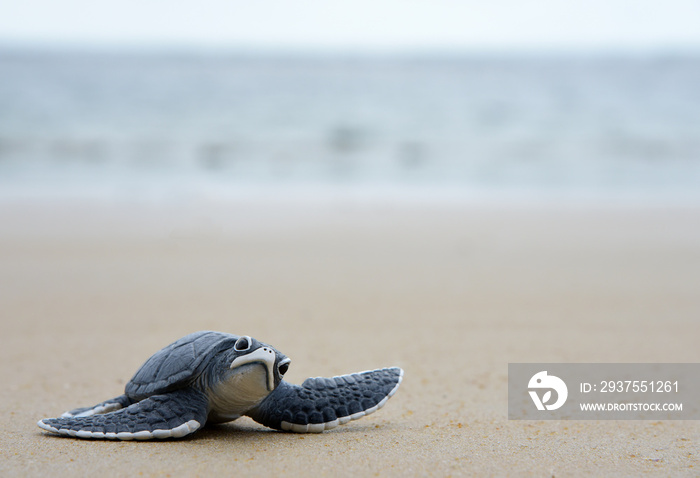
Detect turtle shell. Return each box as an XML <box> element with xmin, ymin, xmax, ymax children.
<box><xmin>125</xmin><ymin>331</ymin><xmax>238</xmax><ymax>399</ymax></box>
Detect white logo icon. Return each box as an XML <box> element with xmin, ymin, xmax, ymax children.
<box><xmin>528</xmin><ymin>371</ymin><xmax>568</xmax><ymax>411</ymax></box>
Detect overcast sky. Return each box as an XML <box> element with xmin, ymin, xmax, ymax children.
<box><xmin>2</xmin><ymin>0</ymin><xmax>700</xmax><ymax>52</ymax></box>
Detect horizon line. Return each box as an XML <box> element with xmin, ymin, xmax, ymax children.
<box><xmin>2</xmin><ymin>41</ymin><xmax>700</xmax><ymax>59</ymax></box>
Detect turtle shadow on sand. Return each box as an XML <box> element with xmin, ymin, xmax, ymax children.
<box><xmin>36</xmin><ymin>421</ymin><xmax>386</xmax><ymax>444</ymax></box>
<box><xmin>187</xmin><ymin>423</ymin><xmax>291</xmax><ymax>442</ymax></box>
<box><xmin>192</xmin><ymin>420</ymin><xmax>387</xmax><ymax>442</ymax></box>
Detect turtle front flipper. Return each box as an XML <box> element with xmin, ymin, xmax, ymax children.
<box><xmin>38</xmin><ymin>388</ymin><xmax>208</xmax><ymax>440</ymax></box>
<box><xmin>247</xmin><ymin>367</ymin><xmax>403</xmax><ymax>433</ymax></box>
<box><xmin>61</xmin><ymin>394</ymin><xmax>133</xmax><ymax>418</ymax></box>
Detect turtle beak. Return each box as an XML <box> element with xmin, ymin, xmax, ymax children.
<box><xmin>229</xmin><ymin>346</ymin><xmax>277</xmax><ymax>391</ymax></box>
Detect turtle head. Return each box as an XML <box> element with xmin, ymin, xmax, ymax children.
<box><xmin>227</xmin><ymin>336</ymin><xmax>290</xmax><ymax>392</ymax></box>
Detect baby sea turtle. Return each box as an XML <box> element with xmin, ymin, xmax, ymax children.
<box><xmin>37</xmin><ymin>331</ymin><xmax>403</xmax><ymax>440</ymax></box>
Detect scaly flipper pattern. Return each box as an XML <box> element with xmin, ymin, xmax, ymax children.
<box><xmin>38</xmin><ymin>388</ymin><xmax>208</xmax><ymax>440</ymax></box>
<box><xmin>247</xmin><ymin>367</ymin><xmax>403</xmax><ymax>433</ymax></box>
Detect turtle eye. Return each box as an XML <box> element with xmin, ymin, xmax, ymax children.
<box><xmin>234</xmin><ymin>336</ymin><xmax>251</xmax><ymax>351</ymax></box>
<box><xmin>278</xmin><ymin>360</ymin><xmax>290</xmax><ymax>376</ymax></box>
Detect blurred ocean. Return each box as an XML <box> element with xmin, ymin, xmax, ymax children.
<box><xmin>1</xmin><ymin>49</ymin><xmax>699</xmax><ymax>203</ymax></box>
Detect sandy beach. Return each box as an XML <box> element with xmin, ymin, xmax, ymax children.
<box><xmin>1</xmin><ymin>197</ymin><xmax>699</xmax><ymax>476</ymax></box>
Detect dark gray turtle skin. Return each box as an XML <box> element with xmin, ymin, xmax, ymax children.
<box><xmin>37</xmin><ymin>331</ymin><xmax>403</xmax><ymax>440</ymax></box>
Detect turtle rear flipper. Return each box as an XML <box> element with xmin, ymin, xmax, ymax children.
<box><xmin>61</xmin><ymin>394</ymin><xmax>133</xmax><ymax>418</ymax></box>
<box><xmin>247</xmin><ymin>367</ymin><xmax>403</xmax><ymax>433</ymax></box>
<box><xmin>38</xmin><ymin>388</ymin><xmax>208</xmax><ymax>440</ymax></box>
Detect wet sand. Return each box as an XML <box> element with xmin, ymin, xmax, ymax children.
<box><xmin>1</xmin><ymin>198</ymin><xmax>699</xmax><ymax>476</ymax></box>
